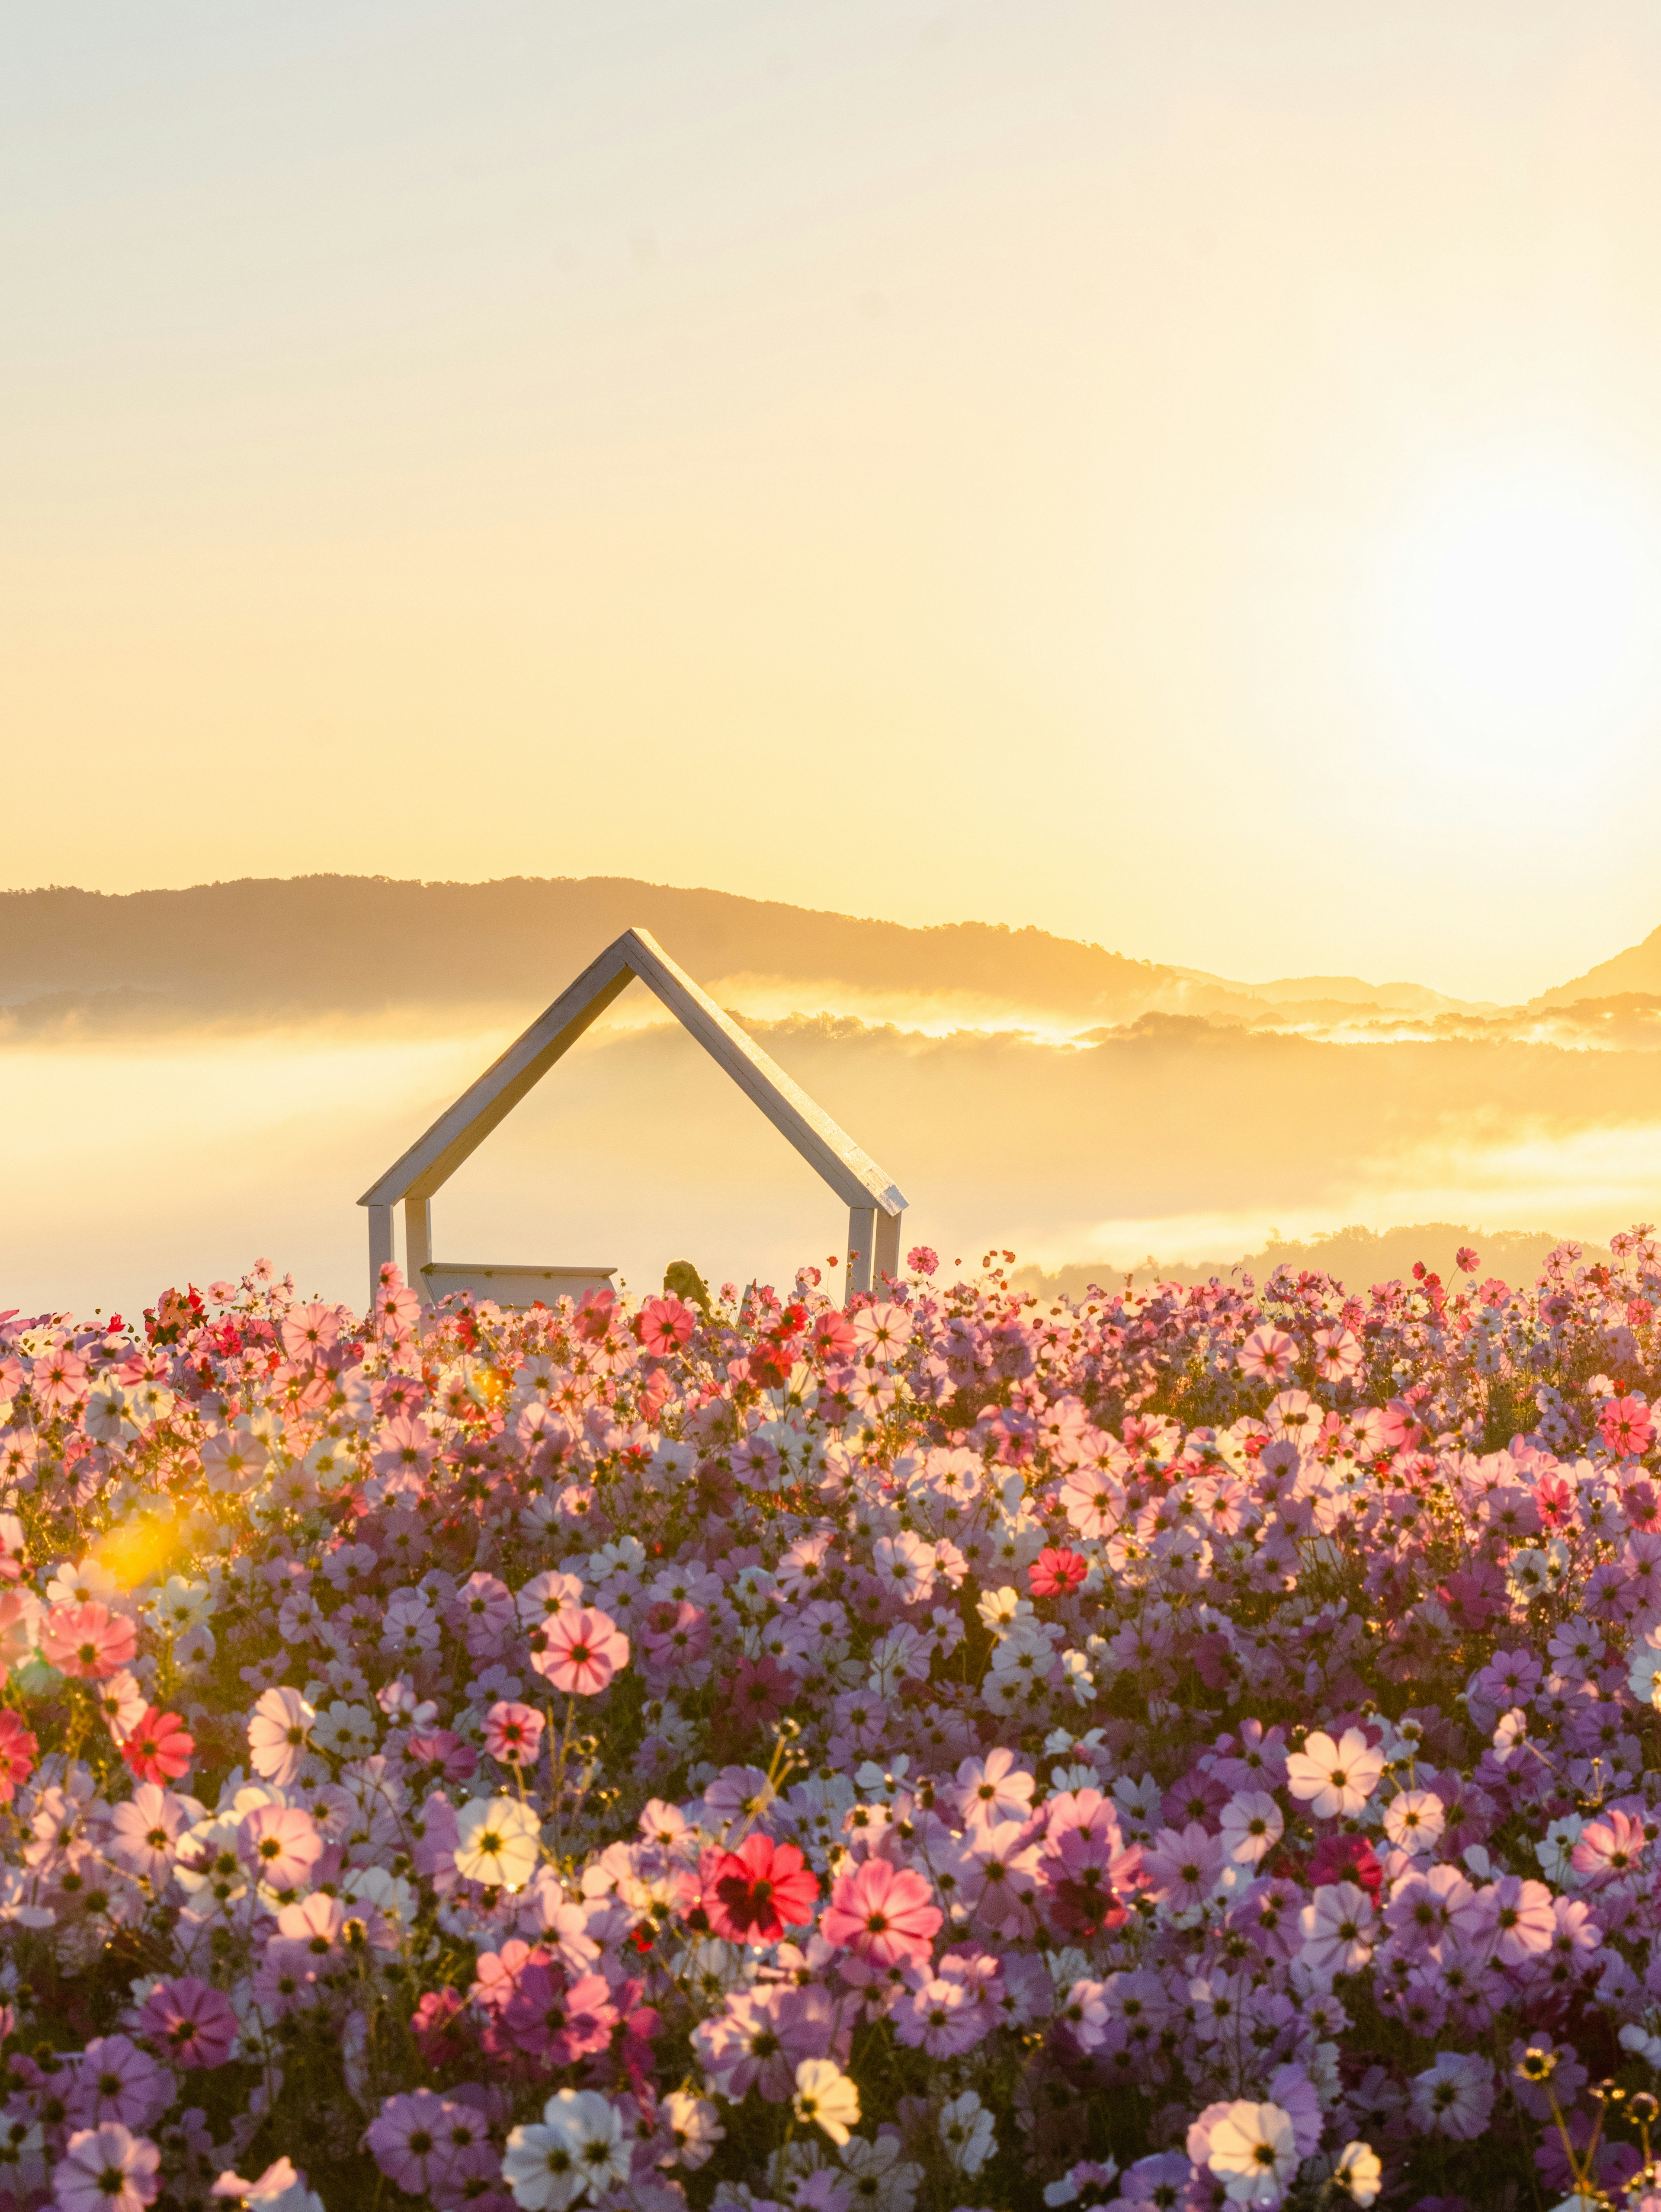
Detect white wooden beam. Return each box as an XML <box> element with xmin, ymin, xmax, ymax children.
<box><xmin>847</xmin><ymin>1207</ymin><xmax>876</xmax><ymax>1301</ymax></box>
<box><xmin>358</xmin><ymin>939</ymin><xmax>635</xmax><ymax>1207</ymax></box>
<box><xmin>620</xmin><ymin>930</ymin><xmax>906</xmax><ymax>1216</ymax></box>
<box><xmin>404</xmin><ymin>1198</ymin><xmax>433</xmax><ymax>1304</ymax></box>
<box><xmin>873</xmin><ymin>1207</ymin><xmax>902</xmax><ymax>1289</ymax></box>
<box><xmin>367</xmin><ymin>1205</ymin><xmax>394</xmax><ymax>1313</ymax></box>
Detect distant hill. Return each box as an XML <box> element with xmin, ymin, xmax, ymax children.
<box><xmin>1536</xmin><ymin>924</ymin><xmax>1661</xmax><ymax>1008</ymax></box>
<box><xmin>0</xmin><ymin>874</ymin><xmax>1484</xmax><ymax>1035</ymax></box>
<box><xmin>3</xmin><ymin>874</ymin><xmax>1656</xmax><ymax>1047</ymax></box>
<box><xmin>0</xmin><ymin>876</ymin><xmax>1177</xmax><ymax>1024</ymax></box>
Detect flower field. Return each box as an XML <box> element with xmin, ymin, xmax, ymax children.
<box><xmin>8</xmin><ymin>1237</ymin><xmax>1661</xmax><ymax>2212</ymax></box>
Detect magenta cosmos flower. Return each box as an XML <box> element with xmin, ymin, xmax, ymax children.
<box><xmin>532</xmin><ymin>1605</ymin><xmax>628</xmax><ymax>1696</ymax></box>
<box><xmin>137</xmin><ymin>1977</ymin><xmax>237</xmax><ymax>2069</ymax></box>
<box><xmin>821</xmin><ymin>1857</ymin><xmax>941</xmax><ymax>1968</ymax></box>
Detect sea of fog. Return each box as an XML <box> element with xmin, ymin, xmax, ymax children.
<box><xmin>7</xmin><ymin>1005</ymin><xmax>1661</xmax><ymax>1319</ymax></box>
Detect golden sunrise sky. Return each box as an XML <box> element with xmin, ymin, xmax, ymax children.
<box><xmin>9</xmin><ymin>3</ymin><xmax>1661</xmax><ymax>1001</ymax></box>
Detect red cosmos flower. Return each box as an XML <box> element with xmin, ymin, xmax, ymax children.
<box><xmin>0</xmin><ymin>1710</ymin><xmax>38</xmax><ymax>1803</ymax></box>
<box><xmin>638</xmin><ymin>1298</ymin><xmax>696</xmax><ymax>1357</ymax></box>
<box><xmin>702</xmin><ymin>1834</ymin><xmax>819</xmax><ymax>1944</ymax></box>
<box><xmin>1030</xmin><ymin>1547</ymin><xmax>1089</xmax><ymax>1598</ymax></box>
<box><xmin>121</xmin><ymin>1708</ymin><xmax>194</xmax><ymax>1787</ymax></box>
<box><xmin>728</xmin><ymin>1654</ymin><xmax>794</xmax><ymax>1732</ymax></box>
<box><xmin>1307</xmin><ymin>1832</ymin><xmax>1382</xmax><ymax>1905</ymax></box>
<box><xmin>1601</xmin><ymin>1395</ymin><xmax>1656</xmax><ymax>1459</ymax></box>
<box><xmin>40</xmin><ymin>1601</ymin><xmax>137</xmax><ymax>1681</ymax></box>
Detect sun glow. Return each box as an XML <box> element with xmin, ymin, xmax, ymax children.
<box><xmin>1393</xmin><ymin>479</ymin><xmax>1661</xmax><ymax>740</ymax></box>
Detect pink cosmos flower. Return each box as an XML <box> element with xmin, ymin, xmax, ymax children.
<box><xmin>1488</xmin><ymin>1874</ymin><xmax>1555</xmax><ymax>1963</ymax></box>
<box><xmin>702</xmin><ymin>1834</ymin><xmax>820</xmax><ymax>1944</ymax></box>
<box><xmin>95</xmin><ymin>1671</ymin><xmax>151</xmax><ymax>1741</ymax></box>
<box><xmin>451</xmin><ymin>1572</ymin><xmax>516</xmax><ymax>1651</ymax></box>
<box><xmin>1238</xmin><ymin>1327</ymin><xmax>1297</xmax><ymax>1385</ymax></box>
<box><xmin>370</xmin><ymin>1413</ymin><xmax>436</xmax><ymax>1479</ymax></box>
<box><xmin>1571</xmin><ymin>1807</ymin><xmax>1648</xmax><ymax>1884</ymax></box>
<box><xmin>956</xmin><ymin>1747</ymin><xmax>1036</xmax><ymax>1828</ymax></box>
<box><xmin>108</xmin><ymin>1785</ymin><xmax>188</xmax><ymax>1883</ymax></box>
<box><xmin>691</xmin><ymin>1983</ymin><xmax>843</xmax><ymax>2101</ymax></box>
<box><xmin>500</xmin><ymin>1966</ymin><xmax>616</xmax><ymax>2064</ymax></box>
<box><xmin>237</xmin><ymin>1806</ymin><xmax>324</xmax><ymax>1892</ymax></box>
<box><xmin>366</xmin><ymin>2090</ymin><xmax>459</xmax><ymax>2197</ymax></box>
<box><xmin>893</xmin><ymin>1978</ymin><xmax>985</xmax><ymax>2058</ymax></box>
<box><xmin>1140</xmin><ymin>1822</ymin><xmax>1223</xmax><ymax>1911</ymax></box>
<box><xmin>55</xmin><ymin>2123</ymin><xmax>160</xmax><ymax>2212</ymax></box>
<box><xmin>138</xmin><ymin>1977</ymin><xmax>237</xmax><ymax>2069</ymax></box>
<box><xmin>40</xmin><ymin>1602</ymin><xmax>136</xmax><ymax>1681</ymax></box>
<box><xmin>1057</xmin><ymin>1466</ymin><xmax>1125</xmax><ymax>1541</ymax></box>
<box><xmin>1298</xmin><ymin>1882</ymin><xmax>1376</xmax><ymax>1977</ymax></box>
<box><xmin>31</xmin><ymin>1347</ymin><xmax>89</xmax><ymax>1413</ymax></box>
<box><xmin>247</xmin><ymin>1688</ymin><xmax>313</xmax><ymax>1785</ymax></box>
<box><xmin>532</xmin><ymin>1606</ymin><xmax>629</xmax><ymax>1696</ymax></box>
<box><xmin>66</xmin><ymin>2037</ymin><xmax>173</xmax><ymax>2132</ymax></box>
<box><xmin>120</xmin><ymin>1710</ymin><xmax>193</xmax><ymax>1788</ymax></box>
<box><xmin>279</xmin><ymin>1303</ymin><xmax>341</xmax><ymax>1365</ymax></box>
<box><xmin>483</xmin><ymin>1701</ymin><xmax>545</xmax><ymax>1768</ymax></box>
<box><xmin>1410</xmin><ymin>2050</ymin><xmax>1494</xmax><ymax>2139</ymax></box>
<box><xmin>821</xmin><ymin>1857</ymin><xmax>942</xmax><ymax>1968</ymax></box>
<box><xmin>1311</xmin><ymin>1325</ymin><xmax>1363</xmax><ymax>1383</ymax></box>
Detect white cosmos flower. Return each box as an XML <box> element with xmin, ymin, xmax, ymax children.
<box><xmin>659</xmin><ymin>2090</ymin><xmax>724</xmax><ymax>2170</ymax></box>
<box><xmin>939</xmin><ymin>2090</ymin><xmax>996</xmax><ymax>2175</ymax></box>
<box><xmin>454</xmin><ymin>1796</ymin><xmax>542</xmax><ymax>1891</ymax></box>
<box><xmin>1219</xmin><ymin>1789</ymin><xmax>1284</xmax><ymax>1865</ymax></box>
<box><xmin>1333</xmin><ymin>2140</ymin><xmax>1382</xmax><ymax>2206</ymax></box>
<box><xmin>1206</xmin><ymin>2100</ymin><xmax>1299</xmax><ymax>2205</ymax></box>
<box><xmin>793</xmin><ymin>2059</ymin><xmax>860</xmax><ymax>2147</ymax></box>
<box><xmin>1382</xmin><ymin>1788</ymin><xmax>1446</xmax><ymax>1855</ymax></box>
<box><xmin>1284</xmin><ymin>1729</ymin><xmax>1385</xmax><ymax>1819</ymax></box>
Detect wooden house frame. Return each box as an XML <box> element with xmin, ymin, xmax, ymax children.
<box><xmin>358</xmin><ymin>927</ymin><xmax>907</xmax><ymax>1310</ymax></box>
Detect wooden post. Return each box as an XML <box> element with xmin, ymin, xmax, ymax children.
<box><xmin>404</xmin><ymin>1198</ymin><xmax>433</xmax><ymax>1304</ymax></box>
<box><xmin>873</xmin><ymin>1208</ymin><xmax>901</xmax><ymax>1290</ymax></box>
<box><xmin>847</xmin><ymin>1207</ymin><xmax>876</xmax><ymax>1302</ymax></box>
<box><xmin>367</xmin><ymin>1205</ymin><xmax>394</xmax><ymax>1314</ymax></box>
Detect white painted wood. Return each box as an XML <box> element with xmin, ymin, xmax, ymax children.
<box><xmin>357</xmin><ymin>927</ymin><xmax>909</xmax><ymax>1309</ymax></box>
<box><xmin>404</xmin><ymin>1199</ymin><xmax>433</xmax><ymax>1305</ymax></box>
<box><xmin>873</xmin><ymin>1207</ymin><xmax>901</xmax><ymax>1288</ymax></box>
<box><xmin>357</xmin><ymin>928</ymin><xmax>906</xmax><ymax>1219</ymax></box>
<box><xmin>620</xmin><ymin>931</ymin><xmax>907</xmax><ymax>1215</ymax></box>
<box><xmin>358</xmin><ymin>939</ymin><xmax>635</xmax><ymax>1207</ymax></box>
<box><xmin>422</xmin><ymin>1262</ymin><xmax>616</xmax><ymax>1309</ymax></box>
<box><xmin>367</xmin><ymin>1204</ymin><xmax>394</xmax><ymax>1311</ymax></box>
<box><xmin>847</xmin><ymin>1207</ymin><xmax>876</xmax><ymax>1299</ymax></box>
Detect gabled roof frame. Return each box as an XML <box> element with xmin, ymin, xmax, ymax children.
<box><xmin>358</xmin><ymin>927</ymin><xmax>907</xmax><ymax>1309</ymax></box>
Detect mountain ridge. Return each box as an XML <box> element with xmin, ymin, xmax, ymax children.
<box><xmin>0</xmin><ymin>873</ymin><xmax>1641</xmax><ymax>1037</ymax></box>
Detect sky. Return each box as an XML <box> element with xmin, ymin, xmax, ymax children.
<box><xmin>8</xmin><ymin>3</ymin><xmax>1661</xmax><ymax>999</ymax></box>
